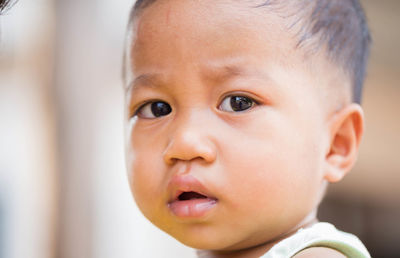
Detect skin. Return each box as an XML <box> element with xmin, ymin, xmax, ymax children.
<box><xmin>124</xmin><ymin>0</ymin><xmax>364</xmax><ymax>257</ymax></box>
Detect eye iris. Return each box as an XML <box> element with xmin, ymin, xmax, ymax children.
<box><xmin>230</xmin><ymin>96</ymin><xmax>253</xmax><ymax>111</ymax></box>
<box><xmin>151</xmin><ymin>102</ymin><xmax>171</xmax><ymax>117</ymax></box>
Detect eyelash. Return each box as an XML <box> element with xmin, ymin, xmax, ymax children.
<box><xmin>219</xmin><ymin>94</ymin><xmax>259</xmax><ymax>113</ymax></box>
<box><xmin>131</xmin><ymin>94</ymin><xmax>259</xmax><ymax>119</ymax></box>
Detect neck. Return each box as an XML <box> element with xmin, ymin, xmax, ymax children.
<box><xmin>196</xmin><ymin>214</ymin><xmax>318</xmax><ymax>258</ymax></box>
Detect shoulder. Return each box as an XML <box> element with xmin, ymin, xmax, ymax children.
<box><xmin>261</xmin><ymin>223</ymin><xmax>370</xmax><ymax>258</ymax></box>
<box><xmin>293</xmin><ymin>247</ymin><xmax>346</xmax><ymax>258</ymax></box>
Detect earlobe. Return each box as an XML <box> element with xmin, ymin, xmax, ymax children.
<box><xmin>324</xmin><ymin>104</ymin><xmax>364</xmax><ymax>183</ymax></box>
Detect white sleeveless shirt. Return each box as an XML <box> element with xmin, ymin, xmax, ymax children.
<box><xmin>260</xmin><ymin>222</ymin><xmax>371</xmax><ymax>258</ymax></box>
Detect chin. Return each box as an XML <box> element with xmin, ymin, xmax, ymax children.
<box><xmin>181</xmin><ymin>241</ymin><xmax>236</xmax><ymax>252</ymax></box>
<box><xmin>172</xmin><ymin>231</ymin><xmax>249</xmax><ymax>251</ymax></box>
<box><xmin>169</xmin><ymin>229</ymin><xmax>233</xmax><ymax>250</ymax></box>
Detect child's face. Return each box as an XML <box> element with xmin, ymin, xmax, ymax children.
<box><xmin>125</xmin><ymin>0</ymin><xmax>342</xmax><ymax>252</ymax></box>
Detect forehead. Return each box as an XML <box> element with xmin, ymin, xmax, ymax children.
<box><xmin>127</xmin><ymin>0</ymin><xmax>302</xmax><ymax>74</ymax></box>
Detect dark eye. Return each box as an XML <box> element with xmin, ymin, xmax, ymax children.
<box><xmin>219</xmin><ymin>95</ymin><xmax>255</xmax><ymax>112</ymax></box>
<box><xmin>136</xmin><ymin>101</ymin><xmax>172</xmax><ymax>118</ymax></box>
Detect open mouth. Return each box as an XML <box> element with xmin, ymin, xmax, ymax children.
<box><xmin>169</xmin><ymin>191</ymin><xmax>218</xmax><ymax>218</ymax></box>
<box><xmin>178</xmin><ymin>191</ymin><xmax>208</xmax><ymax>201</ymax></box>
<box><xmin>167</xmin><ymin>175</ymin><xmax>218</xmax><ymax>218</ymax></box>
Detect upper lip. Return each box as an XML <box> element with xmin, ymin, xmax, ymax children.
<box><xmin>168</xmin><ymin>174</ymin><xmax>217</xmax><ymax>203</ymax></box>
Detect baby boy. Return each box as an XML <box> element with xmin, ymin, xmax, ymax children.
<box><xmin>123</xmin><ymin>0</ymin><xmax>371</xmax><ymax>257</ymax></box>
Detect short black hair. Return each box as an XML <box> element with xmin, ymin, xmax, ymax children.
<box><xmin>0</xmin><ymin>0</ymin><xmax>15</xmax><ymax>14</ymax></box>
<box><xmin>128</xmin><ymin>0</ymin><xmax>371</xmax><ymax>104</ymax></box>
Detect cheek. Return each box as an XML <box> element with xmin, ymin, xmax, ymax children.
<box><xmin>219</xmin><ymin>114</ymin><xmax>322</xmax><ymax>206</ymax></box>
<box><xmin>127</xmin><ymin>132</ymin><xmax>166</xmax><ymax>215</ymax></box>
<box><xmin>222</xmin><ymin>142</ymin><xmax>297</xmax><ymax>205</ymax></box>
<box><xmin>130</xmin><ymin>152</ymin><xmax>168</xmax><ymax>224</ymax></box>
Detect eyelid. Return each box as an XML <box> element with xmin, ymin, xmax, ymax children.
<box><xmin>129</xmin><ymin>99</ymin><xmax>159</xmax><ymax>119</ymax></box>
<box><xmin>218</xmin><ymin>92</ymin><xmax>261</xmax><ymax>109</ymax></box>
<box><xmin>219</xmin><ymin>91</ymin><xmax>261</xmax><ymax>103</ymax></box>
<box><xmin>131</xmin><ymin>99</ymin><xmax>173</xmax><ymax>120</ymax></box>
<box><xmin>217</xmin><ymin>94</ymin><xmax>260</xmax><ymax>114</ymax></box>
<box><xmin>129</xmin><ymin>100</ymin><xmax>148</xmax><ymax>118</ymax></box>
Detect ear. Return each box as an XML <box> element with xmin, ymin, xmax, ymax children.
<box><xmin>324</xmin><ymin>103</ymin><xmax>364</xmax><ymax>183</ymax></box>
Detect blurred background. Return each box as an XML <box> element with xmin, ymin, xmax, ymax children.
<box><xmin>0</xmin><ymin>0</ymin><xmax>398</xmax><ymax>257</ymax></box>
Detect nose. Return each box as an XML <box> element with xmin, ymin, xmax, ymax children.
<box><xmin>163</xmin><ymin>114</ymin><xmax>217</xmax><ymax>166</ymax></box>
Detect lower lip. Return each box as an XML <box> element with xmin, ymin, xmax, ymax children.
<box><xmin>168</xmin><ymin>198</ymin><xmax>217</xmax><ymax>218</ymax></box>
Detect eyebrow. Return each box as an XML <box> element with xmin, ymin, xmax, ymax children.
<box><xmin>126</xmin><ymin>73</ymin><xmax>163</xmax><ymax>93</ymax></box>
<box><xmin>126</xmin><ymin>63</ymin><xmax>271</xmax><ymax>93</ymax></box>
<box><xmin>202</xmin><ymin>63</ymin><xmax>274</xmax><ymax>87</ymax></box>
<box><xmin>203</xmin><ymin>64</ymin><xmax>248</xmax><ymax>83</ymax></box>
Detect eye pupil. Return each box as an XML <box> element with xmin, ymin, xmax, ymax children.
<box><xmin>151</xmin><ymin>102</ymin><xmax>172</xmax><ymax>117</ymax></box>
<box><xmin>230</xmin><ymin>96</ymin><xmax>253</xmax><ymax>111</ymax></box>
